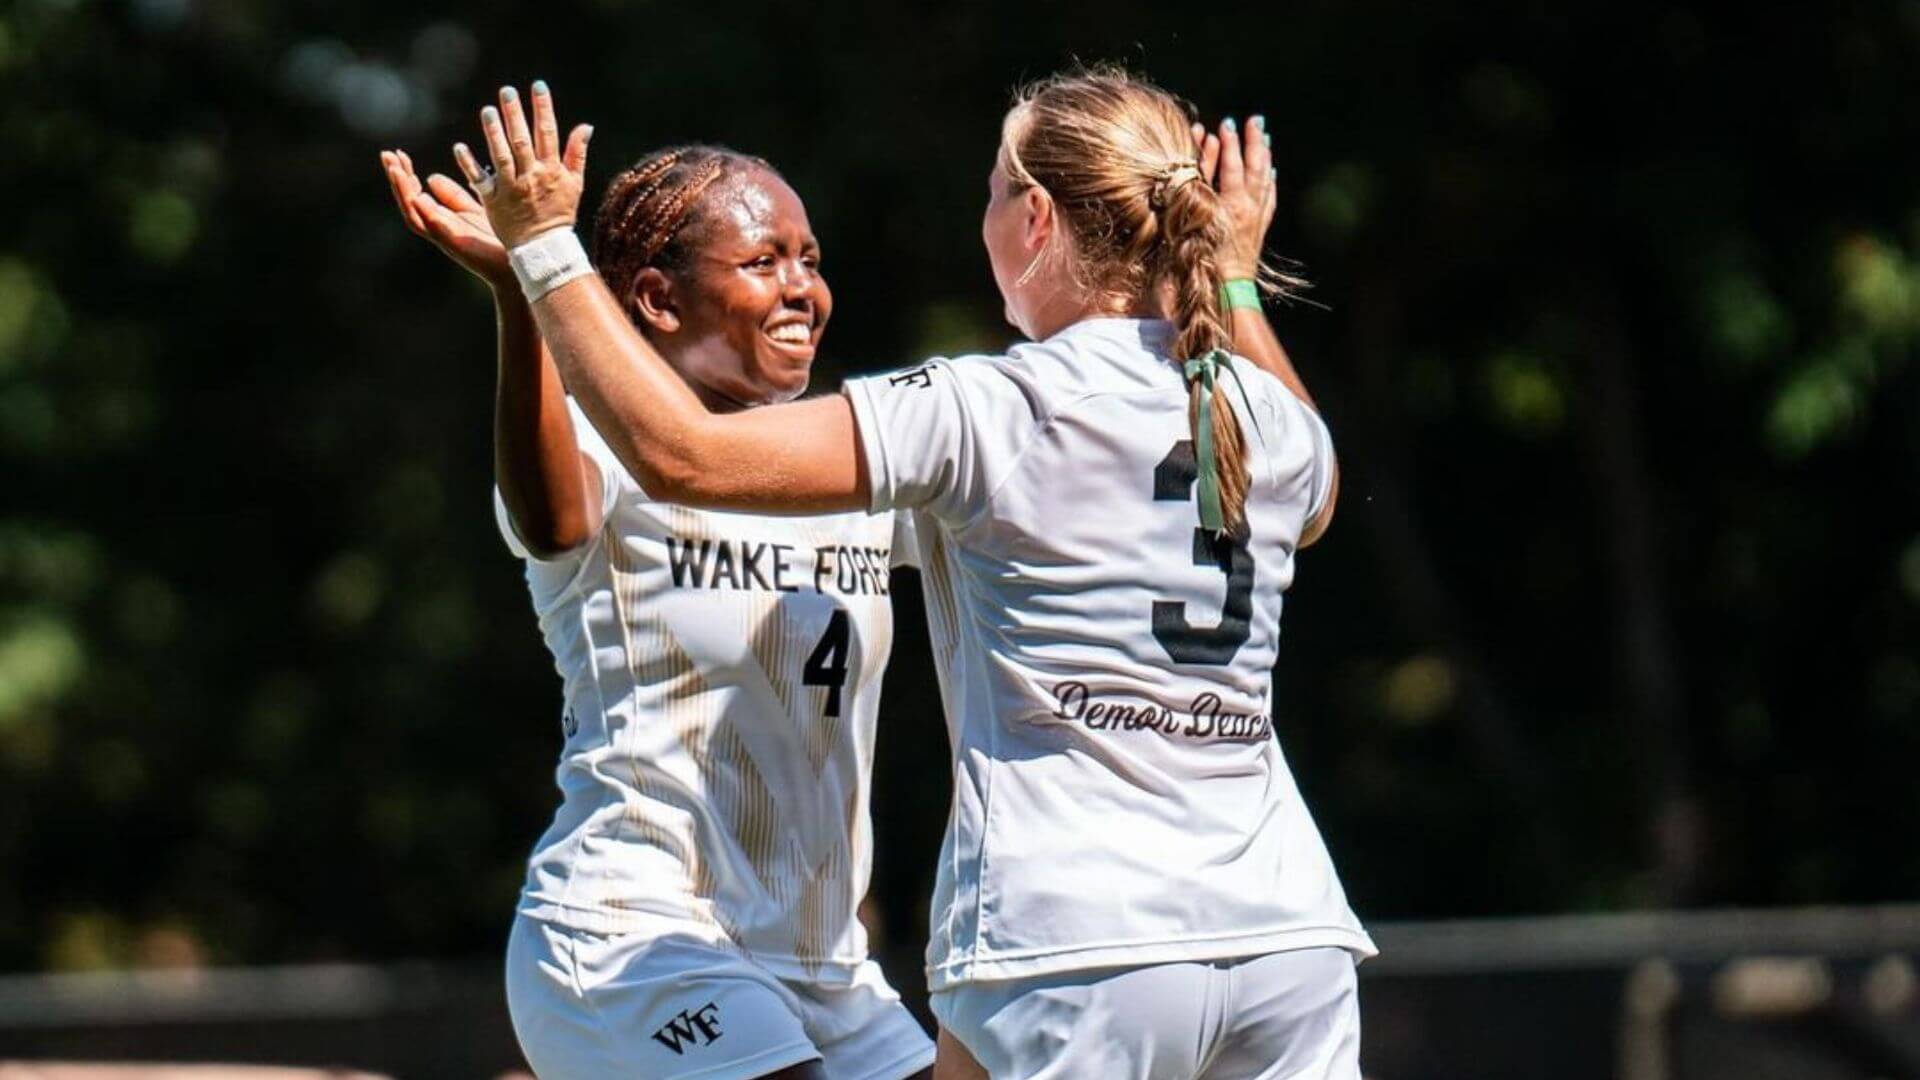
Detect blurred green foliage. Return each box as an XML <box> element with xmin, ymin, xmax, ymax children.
<box><xmin>1</xmin><ymin>0</ymin><xmax>1916</xmax><ymax>974</ymax></box>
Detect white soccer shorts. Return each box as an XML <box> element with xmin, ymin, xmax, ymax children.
<box><xmin>929</xmin><ymin>946</ymin><xmax>1360</xmax><ymax>1079</ymax></box>
<box><xmin>506</xmin><ymin>914</ymin><xmax>936</xmax><ymax>1080</ymax></box>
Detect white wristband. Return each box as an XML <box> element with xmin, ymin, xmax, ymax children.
<box><xmin>509</xmin><ymin>227</ymin><xmax>594</xmax><ymax>303</ymax></box>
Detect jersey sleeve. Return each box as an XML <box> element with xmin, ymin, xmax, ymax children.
<box><xmin>887</xmin><ymin>509</ymin><xmax>928</xmax><ymax>569</ymax></box>
<box><xmin>493</xmin><ymin>397</ymin><xmax>625</xmax><ymax>562</ymax></box>
<box><xmin>842</xmin><ymin>360</ymin><xmax>1002</xmax><ymax>526</ymax></box>
<box><xmin>1268</xmin><ymin>383</ymin><xmax>1337</xmax><ymax>524</ymax></box>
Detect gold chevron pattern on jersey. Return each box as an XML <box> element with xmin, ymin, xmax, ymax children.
<box><xmin>602</xmin><ymin>522</ymin><xmax>718</xmax><ymax>927</ymax></box>
<box><xmin>571</xmin><ymin>499</ymin><xmax>892</xmax><ymax>976</ymax></box>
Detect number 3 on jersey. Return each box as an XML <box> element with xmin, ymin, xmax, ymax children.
<box><xmin>1151</xmin><ymin>440</ymin><xmax>1254</xmax><ymax>665</ymax></box>
<box><xmin>804</xmin><ymin>608</ymin><xmax>851</xmax><ymax>716</ymax></box>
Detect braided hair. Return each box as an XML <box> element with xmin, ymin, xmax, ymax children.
<box><xmin>999</xmin><ymin>68</ymin><xmax>1260</xmax><ymax>535</ymax></box>
<box><xmin>591</xmin><ymin>145</ymin><xmax>776</xmax><ymax>326</ymax></box>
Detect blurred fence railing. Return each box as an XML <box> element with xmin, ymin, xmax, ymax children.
<box><xmin>3</xmin><ymin>906</ymin><xmax>1918</xmax><ymax>1079</ymax></box>
<box><xmin>1359</xmin><ymin>905</ymin><xmax>1920</xmax><ymax>1080</ymax></box>
<box><xmin>1366</xmin><ymin>904</ymin><xmax>1920</xmax><ymax>973</ymax></box>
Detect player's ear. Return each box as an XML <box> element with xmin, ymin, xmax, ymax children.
<box><xmin>1022</xmin><ymin>186</ymin><xmax>1054</xmax><ymax>255</ymax></box>
<box><xmin>631</xmin><ymin>268</ymin><xmax>681</xmax><ymax>334</ymax></box>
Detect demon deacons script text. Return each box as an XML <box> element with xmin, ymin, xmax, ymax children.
<box><xmin>498</xmin><ymin>400</ymin><xmax>910</xmax><ymax>984</ymax></box>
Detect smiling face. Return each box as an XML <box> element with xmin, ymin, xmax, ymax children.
<box><xmin>653</xmin><ymin>168</ymin><xmax>831</xmax><ymax>409</ymax></box>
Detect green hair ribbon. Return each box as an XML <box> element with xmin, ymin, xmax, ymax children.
<box><xmin>1182</xmin><ymin>348</ymin><xmax>1261</xmax><ymax>534</ymax></box>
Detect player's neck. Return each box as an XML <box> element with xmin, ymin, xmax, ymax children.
<box><xmin>1025</xmin><ymin>289</ymin><xmax>1165</xmax><ymax>342</ymax></box>
<box><xmin>660</xmin><ymin>359</ymin><xmax>756</xmax><ymax>414</ymax></box>
<box><xmin>689</xmin><ymin>378</ymin><xmax>753</xmax><ymax>414</ymax></box>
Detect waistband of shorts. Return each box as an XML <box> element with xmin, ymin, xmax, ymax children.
<box><xmin>516</xmin><ymin>901</ymin><xmax>874</xmax><ymax>984</ymax></box>
<box><xmin>927</xmin><ymin>925</ymin><xmax>1378</xmax><ymax>991</ymax></box>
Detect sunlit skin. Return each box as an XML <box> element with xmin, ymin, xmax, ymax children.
<box><xmin>628</xmin><ymin>169</ymin><xmax>830</xmax><ymax>412</ymax></box>
<box><xmin>379</xmin><ymin>145</ymin><xmax>603</xmax><ymax>557</ymax></box>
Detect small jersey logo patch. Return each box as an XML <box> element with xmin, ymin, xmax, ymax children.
<box><xmin>888</xmin><ymin>365</ymin><xmax>935</xmax><ymax>389</ymax></box>
<box><xmin>651</xmin><ymin>1000</ymin><xmax>723</xmax><ymax>1054</ymax></box>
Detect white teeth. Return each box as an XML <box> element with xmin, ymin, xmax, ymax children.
<box><xmin>768</xmin><ymin>324</ymin><xmax>810</xmax><ymax>345</ymax></box>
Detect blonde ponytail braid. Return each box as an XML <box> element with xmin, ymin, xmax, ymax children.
<box><xmin>1160</xmin><ymin>168</ymin><xmax>1251</xmax><ymax>537</ymax></box>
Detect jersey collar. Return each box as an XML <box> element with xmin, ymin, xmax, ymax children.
<box><xmin>1044</xmin><ymin>316</ymin><xmax>1176</xmax><ymax>354</ymax></box>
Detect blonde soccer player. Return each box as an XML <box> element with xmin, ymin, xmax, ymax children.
<box><xmin>380</xmin><ymin>102</ymin><xmax>934</xmax><ymax>1080</ymax></box>
<box><xmin>461</xmin><ymin>70</ymin><xmax>1375</xmax><ymax>1079</ymax></box>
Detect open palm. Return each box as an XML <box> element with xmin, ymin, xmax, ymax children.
<box><xmin>380</xmin><ymin>148</ymin><xmax>511</xmax><ymax>288</ymax></box>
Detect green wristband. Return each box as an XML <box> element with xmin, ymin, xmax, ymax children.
<box><xmin>1220</xmin><ymin>278</ymin><xmax>1261</xmax><ymax>311</ymax></box>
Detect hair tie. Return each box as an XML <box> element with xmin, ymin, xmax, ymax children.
<box><xmin>1150</xmin><ymin>162</ymin><xmax>1202</xmax><ymax>210</ymax></box>
<box><xmin>1181</xmin><ymin>348</ymin><xmax>1263</xmax><ymax>534</ymax></box>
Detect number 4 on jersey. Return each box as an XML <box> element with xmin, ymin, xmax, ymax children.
<box><xmin>804</xmin><ymin>609</ymin><xmax>851</xmax><ymax>717</ymax></box>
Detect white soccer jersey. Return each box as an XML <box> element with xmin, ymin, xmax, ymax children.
<box><xmin>843</xmin><ymin>317</ymin><xmax>1376</xmax><ymax>990</ymax></box>
<box><xmin>497</xmin><ymin>399</ymin><xmax>910</xmax><ymax>985</ymax></box>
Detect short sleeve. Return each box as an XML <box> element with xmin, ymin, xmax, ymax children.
<box><xmin>492</xmin><ymin>397</ymin><xmax>625</xmax><ymax>562</ymax></box>
<box><xmin>842</xmin><ymin>360</ymin><xmax>990</xmax><ymax>526</ymax></box>
<box><xmin>492</xmin><ymin>486</ymin><xmax>535</xmax><ymax>560</ymax></box>
<box><xmin>1278</xmin><ymin>388</ymin><xmax>1336</xmax><ymax>523</ymax></box>
<box><xmin>889</xmin><ymin>510</ymin><xmax>922</xmax><ymax>569</ymax></box>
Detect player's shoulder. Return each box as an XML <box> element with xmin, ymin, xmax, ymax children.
<box><xmin>931</xmin><ymin>323</ymin><xmax>1162</xmax><ymax>417</ymax></box>
<box><xmin>864</xmin><ymin>349</ymin><xmax>1061</xmax><ymax>433</ymax></box>
<box><xmin>1238</xmin><ymin>359</ymin><xmax>1327</xmax><ymax>438</ymax></box>
<box><xmin>1000</xmin><ymin>318</ymin><xmax>1177</xmax><ymax>393</ymax></box>
<box><xmin>886</xmin><ymin>348</ymin><xmax>1031</xmax><ymax>386</ymax></box>
<box><xmin>1224</xmin><ymin>355</ymin><xmax>1295</xmax><ymax>418</ymax></box>
<box><xmin>1216</xmin><ymin>357</ymin><xmax>1333</xmax><ymax>483</ymax></box>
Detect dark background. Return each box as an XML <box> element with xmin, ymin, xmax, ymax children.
<box><xmin>3</xmin><ymin>0</ymin><xmax>1917</xmax><ymax>1026</ymax></box>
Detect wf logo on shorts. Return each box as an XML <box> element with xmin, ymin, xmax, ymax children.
<box><xmin>652</xmin><ymin>1001</ymin><xmax>724</xmax><ymax>1054</ymax></box>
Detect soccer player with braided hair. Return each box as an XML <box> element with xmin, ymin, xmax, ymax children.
<box><xmin>464</xmin><ymin>67</ymin><xmax>1373</xmax><ymax>1078</ymax></box>
<box><xmin>380</xmin><ymin>106</ymin><xmax>935</xmax><ymax>1079</ymax></box>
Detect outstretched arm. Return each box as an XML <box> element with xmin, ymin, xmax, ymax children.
<box><xmin>524</xmin><ymin>273</ymin><xmax>868</xmax><ymax>513</ymax></box>
<box><xmin>1198</xmin><ymin>115</ymin><xmax>1340</xmax><ymax>546</ymax></box>
<box><xmin>380</xmin><ymin>148</ymin><xmax>602</xmax><ymax>556</ymax></box>
<box><xmin>459</xmin><ymin>83</ymin><xmax>868</xmax><ymax>515</ymax></box>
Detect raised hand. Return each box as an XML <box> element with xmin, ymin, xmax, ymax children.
<box><xmin>1193</xmin><ymin>115</ymin><xmax>1277</xmax><ymax>281</ymax></box>
<box><xmin>380</xmin><ymin>148</ymin><xmax>513</xmax><ymax>288</ymax></box>
<box><xmin>455</xmin><ymin>81</ymin><xmax>592</xmax><ymax>251</ymax></box>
